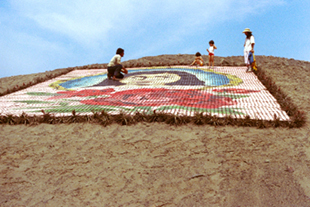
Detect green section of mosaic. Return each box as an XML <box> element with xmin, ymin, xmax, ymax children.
<box><xmin>27</xmin><ymin>92</ymin><xmax>61</xmax><ymax>96</ymax></box>
<box><xmin>34</xmin><ymin>105</ymin><xmax>116</xmax><ymax>113</ymax></box>
<box><xmin>155</xmin><ymin>106</ymin><xmax>245</xmax><ymax>115</ymax></box>
<box><xmin>14</xmin><ymin>100</ymin><xmax>55</xmax><ymax>104</ymax></box>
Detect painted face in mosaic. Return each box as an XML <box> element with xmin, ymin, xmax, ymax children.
<box><xmin>54</xmin><ymin>68</ymin><xmax>242</xmax><ymax>90</ymax></box>
<box><xmin>120</xmin><ymin>69</ymin><xmax>233</xmax><ymax>87</ymax></box>
<box><xmin>119</xmin><ymin>72</ymin><xmax>181</xmax><ymax>86</ymax></box>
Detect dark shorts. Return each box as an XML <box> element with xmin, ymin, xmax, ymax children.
<box><xmin>108</xmin><ymin>64</ymin><xmax>124</xmax><ymax>79</ymax></box>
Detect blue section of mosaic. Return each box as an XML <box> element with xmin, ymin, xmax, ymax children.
<box><xmin>59</xmin><ymin>68</ymin><xmax>231</xmax><ymax>89</ymax></box>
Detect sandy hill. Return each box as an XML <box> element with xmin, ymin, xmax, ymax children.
<box><xmin>0</xmin><ymin>55</ymin><xmax>310</xmax><ymax>206</ymax></box>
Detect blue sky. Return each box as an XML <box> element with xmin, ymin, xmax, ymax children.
<box><xmin>0</xmin><ymin>0</ymin><xmax>309</xmax><ymax>78</ymax></box>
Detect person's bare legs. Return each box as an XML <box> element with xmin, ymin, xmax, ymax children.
<box><xmin>209</xmin><ymin>55</ymin><xmax>214</xmax><ymax>69</ymax></box>
<box><xmin>209</xmin><ymin>55</ymin><xmax>211</xmax><ymax>68</ymax></box>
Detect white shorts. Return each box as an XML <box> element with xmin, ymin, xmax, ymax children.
<box><xmin>244</xmin><ymin>50</ymin><xmax>250</xmax><ymax>65</ymax></box>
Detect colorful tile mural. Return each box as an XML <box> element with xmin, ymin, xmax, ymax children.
<box><xmin>0</xmin><ymin>66</ymin><xmax>290</xmax><ymax>121</ymax></box>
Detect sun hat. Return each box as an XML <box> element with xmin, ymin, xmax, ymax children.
<box><xmin>242</xmin><ymin>28</ymin><xmax>252</xmax><ymax>33</ymax></box>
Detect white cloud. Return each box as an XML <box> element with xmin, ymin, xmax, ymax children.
<box><xmin>10</xmin><ymin>0</ymin><xmax>286</xmax><ymax>46</ymax></box>
<box><xmin>1</xmin><ymin>0</ymin><xmax>288</xmax><ymax>78</ymax></box>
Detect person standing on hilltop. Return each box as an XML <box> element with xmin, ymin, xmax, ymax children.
<box><xmin>207</xmin><ymin>40</ymin><xmax>217</xmax><ymax>69</ymax></box>
<box><xmin>243</xmin><ymin>28</ymin><xmax>255</xmax><ymax>72</ymax></box>
<box><xmin>107</xmin><ymin>48</ymin><xmax>128</xmax><ymax>80</ymax></box>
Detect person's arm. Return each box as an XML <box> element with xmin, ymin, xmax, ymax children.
<box><xmin>251</xmin><ymin>43</ymin><xmax>255</xmax><ymax>53</ymax></box>
<box><xmin>115</xmin><ymin>55</ymin><xmax>121</xmax><ymax>65</ymax></box>
<box><xmin>250</xmin><ymin>36</ymin><xmax>255</xmax><ymax>53</ymax></box>
<box><xmin>121</xmin><ymin>68</ymin><xmax>128</xmax><ymax>74</ymax></box>
<box><xmin>190</xmin><ymin>60</ymin><xmax>195</xmax><ymax>65</ymax></box>
<box><xmin>213</xmin><ymin>45</ymin><xmax>217</xmax><ymax>49</ymax></box>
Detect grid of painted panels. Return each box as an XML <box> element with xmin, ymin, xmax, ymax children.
<box><xmin>0</xmin><ymin>66</ymin><xmax>290</xmax><ymax>121</ymax></box>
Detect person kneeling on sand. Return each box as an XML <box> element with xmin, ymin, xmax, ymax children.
<box><xmin>107</xmin><ymin>48</ymin><xmax>128</xmax><ymax>80</ymax></box>
<box><xmin>190</xmin><ymin>52</ymin><xmax>204</xmax><ymax>66</ymax></box>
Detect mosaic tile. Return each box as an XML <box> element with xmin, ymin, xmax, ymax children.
<box><xmin>0</xmin><ymin>66</ymin><xmax>290</xmax><ymax>121</ymax></box>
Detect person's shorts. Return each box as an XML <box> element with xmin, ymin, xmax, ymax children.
<box><xmin>115</xmin><ymin>73</ymin><xmax>124</xmax><ymax>79</ymax></box>
<box><xmin>209</xmin><ymin>53</ymin><xmax>214</xmax><ymax>56</ymax></box>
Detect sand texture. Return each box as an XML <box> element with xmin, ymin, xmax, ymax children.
<box><xmin>1</xmin><ymin>55</ymin><xmax>310</xmax><ymax>206</ymax></box>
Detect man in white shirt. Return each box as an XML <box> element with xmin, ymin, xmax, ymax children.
<box><xmin>107</xmin><ymin>48</ymin><xmax>128</xmax><ymax>80</ymax></box>
<box><xmin>243</xmin><ymin>28</ymin><xmax>255</xmax><ymax>72</ymax></box>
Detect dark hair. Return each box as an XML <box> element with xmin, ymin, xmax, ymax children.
<box><xmin>116</xmin><ymin>48</ymin><xmax>124</xmax><ymax>55</ymax></box>
<box><xmin>209</xmin><ymin>40</ymin><xmax>214</xmax><ymax>44</ymax></box>
<box><xmin>195</xmin><ymin>52</ymin><xmax>202</xmax><ymax>57</ymax></box>
<box><xmin>246</xmin><ymin>33</ymin><xmax>253</xmax><ymax>38</ymax></box>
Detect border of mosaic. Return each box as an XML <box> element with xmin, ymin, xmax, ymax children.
<box><xmin>0</xmin><ymin>66</ymin><xmax>290</xmax><ymax>123</ymax></box>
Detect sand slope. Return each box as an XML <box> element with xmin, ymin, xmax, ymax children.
<box><xmin>1</xmin><ymin>55</ymin><xmax>310</xmax><ymax>206</ymax></box>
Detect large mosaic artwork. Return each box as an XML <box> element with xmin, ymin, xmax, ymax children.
<box><xmin>0</xmin><ymin>66</ymin><xmax>290</xmax><ymax>121</ymax></box>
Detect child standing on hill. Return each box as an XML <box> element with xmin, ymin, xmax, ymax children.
<box><xmin>190</xmin><ymin>52</ymin><xmax>204</xmax><ymax>66</ymax></box>
<box><xmin>207</xmin><ymin>40</ymin><xmax>217</xmax><ymax>69</ymax></box>
<box><xmin>107</xmin><ymin>48</ymin><xmax>128</xmax><ymax>80</ymax></box>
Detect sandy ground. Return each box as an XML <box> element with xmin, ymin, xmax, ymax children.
<box><xmin>1</xmin><ymin>55</ymin><xmax>310</xmax><ymax>206</ymax></box>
